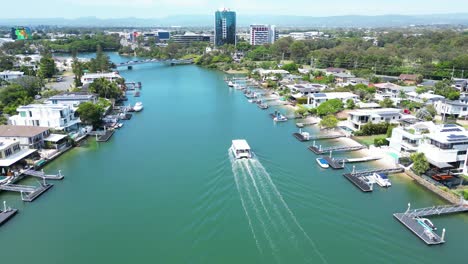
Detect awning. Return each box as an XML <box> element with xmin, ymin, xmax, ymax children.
<box><xmin>45</xmin><ymin>134</ymin><xmax>68</xmax><ymax>143</ymax></box>
<box><xmin>426</xmin><ymin>157</ymin><xmax>454</xmax><ymax>169</ymax></box>
<box><xmin>0</xmin><ymin>149</ymin><xmax>37</xmax><ymax>167</ymax></box>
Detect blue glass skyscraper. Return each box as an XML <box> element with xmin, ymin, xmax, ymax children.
<box><xmin>214</xmin><ymin>9</ymin><xmax>236</xmax><ymax>46</ymax></box>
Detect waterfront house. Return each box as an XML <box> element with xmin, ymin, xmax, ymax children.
<box><xmin>80</xmin><ymin>72</ymin><xmax>122</xmax><ymax>85</ymax></box>
<box><xmin>307</xmin><ymin>92</ymin><xmax>359</xmax><ymax>108</ymax></box>
<box><xmin>0</xmin><ymin>71</ymin><xmax>24</xmax><ymax>81</ymax></box>
<box><xmin>287</xmin><ymin>83</ymin><xmax>325</xmax><ymax>95</ymax></box>
<box><xmin>9</xmin><ymin>104</ymin><xmax>80</xmax><ymax>131</ymax></box>
<box><xmin>405</xmin><ymin>91</ymin><xmax>444</xmax><ymax>105</ymax></box>
<box><xmin>47</xmin><ymin>92</ymin><xmax>97</xmax><ymax>108</ymax></box>
<box><xmin>0</xmin><ymin>139</ymin><xmax>38</xmax><ymax>174</ymax></box>
<box><xmin>389</xmin><ymin>121</ymin><xmax>436</xmax><ymax>154</ymax></box>
<box><xmin>399</xmin><ymin>74</ymin><xmax>420</xmax><ymax>85</ymax></box>
<box><xmin>347</xmin><ymin>108</ymin><xmax>402</xmax><ymax>131</ymax></box>
<box><xmin>0</xmin><ymin>125</ymin><xmax>50</xmax><ymax>149</ymax></box>
<box><xmin>417</xmin><ymin>124</ymin><xmax>468</xmax><ymax>174</ymax></box>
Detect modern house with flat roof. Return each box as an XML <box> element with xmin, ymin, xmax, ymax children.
<box><xmin>80</xmin><ymin>72</ymin><xmax>122</xmax><ymax>85</ymax></box>
<box><xmin>0</xmin><ymin>70</ymin><xmax>24</xmax><ymax>81</ymax></box>
<box><xmin>417</xmin><ymin>124</ymin><xmax>468</xmax><ymax>173</ymax></box>
<box><xmin>434</xmin><ymin>97</ymin><xmax>468</xmax><ymax>118</ymax></box>
<box><xmin>0</xmin><ymin>139</ymin><xmax>37</xmax><ymax>173</ymax></box>
<box><xmin>389</xmin><ymin>121</ymin><xmax>436</xmax><ymax>154</ymax></box>
<box><xmin>9</xmin><ymin>104</ymin><xmax>80</xmax><ymax>131</ymax></box>
<box><xmin>307</xmin><ymin>92</ymin><xmax>359</xmax><ymax>108</ymax></box>
<box><xmin>47</xmin><ymin>92</ymin><xmax>97</xmax><ymax>108</ymax></box>
<box><xmin>405</xmin><ymin>91</ymin><xmax>444</xmax><ymax>105</ymax></box>
<box><xmin>0</xmin><ymin>125</ymin><xmax>50</xmax><ymax>149</ymax></box>
<box><xmin>347</xmin><ymin>108</ymin><xmax>402</xmax><ymax>131</ymax></box>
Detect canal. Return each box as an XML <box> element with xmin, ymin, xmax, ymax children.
<box><xmin>0</xmin><ymin>53</ymin><xmax>467</xmax><ymax>263</ymax></box>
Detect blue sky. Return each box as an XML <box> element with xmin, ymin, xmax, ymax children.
<box><xmin>6</xmin><ymin>0</ymin><xmax>468</xmax><ymax>18</ymax></box>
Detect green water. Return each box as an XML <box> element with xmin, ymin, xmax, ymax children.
<box><xmin>1</xmin><ymin>53</ymin><xmax>467</xmax><ymax>264</ymax></box>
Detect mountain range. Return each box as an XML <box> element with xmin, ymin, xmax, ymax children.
<box><xmin>1</xmin><ymin>14</ymin><xmax>468</xmax><ymax>28</ymax></box>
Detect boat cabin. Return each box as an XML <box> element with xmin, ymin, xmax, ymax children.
<box><xmin>231</xmin><ymin>139</ymin><xmax>252</xmax><ymax>159</ymax></box>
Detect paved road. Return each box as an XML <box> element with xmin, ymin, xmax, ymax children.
<box><xmin>46</xmin><ymin>74</ymin><xmax>74</xmax><ymax>91</ymax></box>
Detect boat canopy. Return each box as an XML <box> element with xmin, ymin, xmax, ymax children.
<box><xmin>232</xmin><ymin>140</ymin><xmax>251</xmax><ymax>151</ymax></box>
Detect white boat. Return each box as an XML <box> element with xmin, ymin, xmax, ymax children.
<box><xmin>228</xmin><ymin>81</ymin><xmax>234</xmax><ymax>87</ymax></box>
<box><xmin>372</xmin><ymin>173</ymin><xmax>391</xmax><ymax>187</ymax></box>
<box><xmin>417</xmin><ymin>217</ymin><xmax>437</xmax><ymax>231</ymax></box>
<box><xmin>316</xmin><ymin>158</ymin><xmax>329</xmax><ymax>168</ymax></box>
<box><xmin>274</xmin><ymin>114</ymin><xmax>288</xmax><ymax>122</ymax></box>
<box><xmin>116</xmin><ymin>123</ymin><xmax>124</xmax><ymax>128</ymax></box>
<box><xmin>133</xmin><ymin>102</ymin><xmax>143</xmax><ymax>112</ymax></box>
<box><xmin>230</xmin><ymin>139</ymin><xmax>252</xmax><ymax>159</ymax></box>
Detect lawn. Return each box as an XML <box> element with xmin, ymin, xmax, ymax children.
<box><xmin>353</xmin><ymin>134</ymin><xmax>387</xmax><ymax>146</ymax></box>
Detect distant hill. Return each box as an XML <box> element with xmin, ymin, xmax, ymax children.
<box><xmin>1</xmin><ymin>14</ymin><xmax>468</xmax><ymax>28</ymax></box>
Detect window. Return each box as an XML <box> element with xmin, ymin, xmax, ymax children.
<box><xmin>20</xmin><ymin>111</ymin><xmax>26</xmax><ymax>117</ymax></box>
<box><xmin>457</xmin><ymin>150</ymin><xmax>467</xmax><ymax>155</ymax></box>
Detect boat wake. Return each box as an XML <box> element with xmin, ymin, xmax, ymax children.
<box><xmin>229</xmin><ymin>151</ymin><xmax>328</xmax><ymax>263</ymax></box>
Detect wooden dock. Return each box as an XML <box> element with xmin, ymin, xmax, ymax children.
<box><xmin>344</xmin><ymin>167</ymin><xmax>404</xmax><ymax>177</ymax></box>
<box><xmin>308</xmin><ymin>145</ymin><xmax>365</xmax><ymax>155</ymax></box>
<box><xmin>0</xmin><ymin>183</ymin><xmax>53</xmax><ymax>202</ymax></box>
<box><xmin>293</xmin><ymin>133</ymin><xmax>309</xmax><ymax>142</ymax></box>
<box><xmin>323</xmin><ymin>156</ymin><xmax>345</xmax><ymax>169</ymax></box>
<box><xmin>0</xmin><ymin>209</ymin><xmax>18</xmax><ymax>226</ymax></box>
<box><xmin>393</xmin><ymin>203</ymin><xmax>468</xmax><ymax>245</ymax></box>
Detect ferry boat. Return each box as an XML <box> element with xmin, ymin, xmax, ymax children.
<box><xmin>372</xmin><ymin>173</ymin><xmax>392</xmax><ymax>187</ymax></box>
<box><xmin>133</xmin><ymin>102</ymin><xmax>144</xmax><ymax>112</ymax></box>
<box><xmin>316</xmin><ymin>158</ymin><xmax>329</xmax><ymax>168</ymax></box>
<box><xmin>230</xmin><ymin>139</ymin><xmax>252</xmax><ymax>159</ymax></box>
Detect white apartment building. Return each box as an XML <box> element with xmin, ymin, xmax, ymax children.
<box><xmin>81</xmin><ymin>72</ymin><xmax>122</xmax><ymax>85</ymax></box>
<box><xmin>0</xmin><ymin>71</ymin><xmax>24</xmax><ymax>81</ymax></box>
<box><xmin>307</xmin><ymin>92</ymin><xmax>359</xmax><ymax>108</ymax></box>
<box><xmin>9</xmin><ymin>104</ymin><xmax>80</xmax><ymax>131</ymax></box>
<box><xmin>249</xmin><ymin>24</ymin><xmax>277</xmax><ymax>45</ymax></box>
<box><xmin>347</xmin><ymin>108</ymin><xmax>402</xmax><ymax>131</ymax></box>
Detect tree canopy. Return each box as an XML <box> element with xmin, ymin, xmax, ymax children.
<box><xmin>88</xmin><ymin>78</ymin><xmax>122</xmax><ymax>99</ymax></box>
<box><xmin>316</xmin><ymin>99</ymin><xmax>344</xmax><ymax>116</ymax></box>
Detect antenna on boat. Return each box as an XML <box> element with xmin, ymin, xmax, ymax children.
<box><xmin>352</xmin><ymin>165</ymin><xmax>356</xmax><ymax>175</ymax></box>
<box><xmin>3</xmin><ymin>201</ymin><xmax>6</xmax><ymax>212</ymax></box>
<box><xmin>441</xmin><ymin>228</ymin><xmax>446</xmax><ymax>241</ymax></box>
<box><xmin>329</xmin><ymin>150</ymin><xmax>332</xmax><ymax>158</ymax></box>
<box><xmin>406</xmin><ymin>203</ymin><xmax>411</xmax><ymax>213</ymax></box>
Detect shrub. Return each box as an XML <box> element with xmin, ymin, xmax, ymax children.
<box><xmin>374</xmin><ymin>137</ymin><xmax>389</xmax><ymax>147</ymax></box>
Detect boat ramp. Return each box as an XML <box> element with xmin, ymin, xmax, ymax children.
<box><xmin>394</xmin><ymin>202</ymin><xmax>468</xmax><ymax>245</ymax></box>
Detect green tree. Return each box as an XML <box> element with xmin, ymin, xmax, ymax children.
<box><xmin>290</xmin><ymin>41</ymin><xmax>308</xmax><ymax>63</ymax></box>
<box><xmin>379</xmin><ymin>98</ymin><xmax>395</xmax><ymax>108</ymax></box>
<box><xmin>76</xmin><ymin>102</ymin><xmax>103</xmax><ymax>128</ymax></box>
<box><xmin>72</xmin><ymin>55</ymin><xmax>84</xmax><ymax>87</ymax></box>
<box><xmin>281</xmin><ymin>63</ymin><xmax>298</xmax><ymax>72</ymax></box>
<box><xmin>88</xmin><ymin>78</ymin><xmax>122</xmax><ymax>99</ymax></box>
<box><xmin>320</xmin><ymin>115</ymin><xmax>338</xmax><ymax>129</ymax></box>
<box><xmin>0</xmin><ymin>84</ymin><xmax>34</xmax><ymax>115</ymax></box>
<box><xmin>410</xmin><ymin>152</ymin><xmax>430</xmax><ymax>176</ymax></box>
<box><xmin>316</xmin><ymin>99</ymin><xmax>344</xmax><ymax>116</ymax></box>
<box><xmin>37</xmin><ymin>52</ymin><xmax>57</xmax><ymax>79</ymax></box>
<box><xmin>374</xmin><ymin>137</ymin><xmax>389</xmax><ymax>147</ymax></box>
<box><xmin>346</xmin><ymin>99</ymin><xmax>356</xmax><ymax>109</ymax></box>
<box><xmin>11</xmin><ymin>76</ymin><xmax>44</xmax><ymax>97</ymax></box>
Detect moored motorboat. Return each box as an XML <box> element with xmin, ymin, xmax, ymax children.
<box><xmin>316</xmin><ymin>158</ymin><xmax>329</xmax><ymax>168</ymax></box>
<box><xmin>273</xmin><ymin>113</ymin><xmax>288</xmax><ymax>122</ymax></box>
<box><xmin>133</xmin><ymin>102</ymin><xmax>144</xmax><ymax>112</ymax></box>
<box><xmin>228</xmin><ymin>81</ymin><xmax>234</xmax><ymax>87</ymax></box>
<box><xmin>372</xmin><ymin>172</ymin><xmax>392</xmax><ymax>187</ymax></box>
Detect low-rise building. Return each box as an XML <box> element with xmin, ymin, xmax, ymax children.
<box><xmin>347</xmin><ymin>108</ymin><xmax>402</xmax><ymax>131</ymax></box>
<box><xmin>0</xmin><ymin>139</ymin><xmax>38</xmax><ymax>172</ymax></box>
<box><xmin>307</xmin><ymin>92</ymin><xmax>359</xmax><ymax>108</ymax></box>
<box><xmin>0</xmin><ymin>70</ymin><xmax>24</xmax><ymax>81</ymax></box>
<box><xmin>399</xmin><ymin>74</ymin><xmax>420</xmax><ymax>85</ymax></box>
<box><xmin>434</xmin><ymin>98</ymin><xmax>468</xmax><ymax>118</ymax></box>
<box><xmin>405</xmin><ymin>91</ymin><xmax>444</xmax><ymax>105</ymax></box>
<box><xmin>325</xmin><ymin>67</ymin><xmax>347</xmax><ymax>75</ymax></box>
<box><xmin>389</xmin><ymin>121</ymin><xmax>435</xmax><ymax>153</ymax></box>
<box><xmin>80</xmin><ymin>72</ymin><xmax>122</xmax><ymax>85</ymax></box>
<box><xmin>9</xmin><ymin>104</ymin><xmax>79</xmax><ymax>131</ymax></box>
<box><xmin>253</xmin><ymin>69</ymin><xmax>289</xmax><ymax>77</ymax></box>
<box><xmin>47</xmin><ymin>92</ymin><xmax>97</xmax><ymax>108</ymax></box>
<box><xmin>171</xmin><ymin>32</ymin><xmax>212</xmax><ymax>45</ymax></box>
<box><xmin>333</xmin><ymin>73</ymin><xmax>355</xmax><ymax>83</ymax></box>
<box><xmin>0</xmin><ymin>125</ymin><xmax>50</xmax><ymax>149</ymax></box>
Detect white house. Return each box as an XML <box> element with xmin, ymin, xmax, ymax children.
<box><xmin>434</xmin><ymin>97</ymin><xmax>468</xmax><ymax>118</ymax></box>
<box><xmin>405</xmin><ymin>91</ymin><xmax>444</xmax><ymax>104</ymax></box>
<box><xmin>0</xmin><ymin>71</ymin><xmax>24</xmax><ymax>81</ymax></box>
<box><xmin>418</xmin><ymin>124</ymin><xmax>468</xmax><ymax>173</ymax></box>
<box><xmin>347</xmin><ymin>108</ymin><xmax>402</xmax><ymax>131</ymax></box>
<box><xmin>9</xmin><ymin>104</ymin><xmax>80</xmax><ymax>131</ymax></box>
<box><xmin>0</xmin><ymin>125</ymin><xmax>50</xmax><ymax>149</ymax></box>
<box><xmin>389</xmin><ymin>121</ymin><xmax>436</xmax><ymax>153</ymax></box>
<box><xmin>0</xmin><ymin>139</ymin><xmax>38</xmax><ymax>171</ymax></box>
<box><xmin>47</xmin><ymin>92</ymin><xmax>97</xmax><ymax>108</ymax></box>
<box><xmin>307</xmin><ymin>92</ymin><xmax>359</xmax><ymax>108</ymax></box>
<box><xmin>81</xmin><ymin>72</ymin><xmax>122</xmax><ymax>85</ymax></box>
